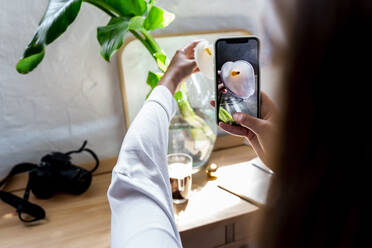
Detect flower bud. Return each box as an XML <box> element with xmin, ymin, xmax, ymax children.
<box><xmin>194</xmin><ymin>39</ymin><xmax>214</xmax><ymax>80</ymax></box>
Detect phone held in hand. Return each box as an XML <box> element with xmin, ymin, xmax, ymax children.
<box><xmin>215</xmin><ymin>37</ymin><xmax>261</xmax><ymax>126</ymax></box>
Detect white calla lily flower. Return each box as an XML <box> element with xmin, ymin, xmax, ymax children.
<box><xmin>194</xmin><ymin>40</ymin><xmax>214</xmax><ymax>79</ymax></box>
<box><xmin>221</xmin><ymin>60</ymin><xmax>255</xmax><ymax>99</ymax></box>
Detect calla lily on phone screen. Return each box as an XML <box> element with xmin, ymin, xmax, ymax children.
<box><xmin>221</xmin><ymin>60</ymin><xmax>255</xmax><ymax>99</ymax></box>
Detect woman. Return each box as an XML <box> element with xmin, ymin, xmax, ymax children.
<box><xmin>255</xmin><ymin>1</ymin><xmax>371</xmax><ymax>247</ymax></box>
<box><xmin>108</xmin><ymin>43</ymin><xmax>200</xmax><ymax>247</ymax></box>
<box><xmin>108</xmin><ymin>0</ymin><xmax>370</xmax><ymax>247</ymax></box>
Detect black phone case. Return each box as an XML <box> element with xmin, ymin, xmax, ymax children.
<box><xmin>215</xmin><ymin>36</ymin><xmax>261</xmax><ymax>126</ymax></box>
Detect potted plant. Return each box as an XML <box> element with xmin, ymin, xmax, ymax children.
<box><xmin>16</xmin><ymin>0</ymin><xmax>216</xmax><ymax>170</ymax></box>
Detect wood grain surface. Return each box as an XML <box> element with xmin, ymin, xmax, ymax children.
<box><xmin>0</xmin><ymin>144</ymin><xmax>258</xmax><ymax>248</ymax></box>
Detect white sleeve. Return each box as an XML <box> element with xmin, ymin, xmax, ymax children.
<box><xmin>107</xmin><ymin>86</ymin><xmax>182</xmax><ymax>248</ymax></box>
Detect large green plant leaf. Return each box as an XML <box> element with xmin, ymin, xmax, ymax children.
<box><xmin>143</xmin><ymin>6</ymin><xmax>175</xmax><ymax>31</ymax></box>
<box><xmin>16</xmin><ymin>0</ymin><xmax>82</xmax><ymax>74</ymax></box>
<box><xmin>97</xmin><ymin>17</ymin><xmax>130</xmax><ymax>62</ymax></box>
<box><xmin>85</xmin><ymin>0</ymin><xmax>147</xmax><ymax>17</ymax></box>
<box><xmin>127</xmin><ymin>0</ymin><xmax>147</xmax><ymax>16</ymax></box>
<box><xmin>39</xmin><ymin>0</ymin><xmax>82</xmax><ymax>45</ymax></box>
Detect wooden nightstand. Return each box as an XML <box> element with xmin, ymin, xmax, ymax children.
<box><xmin>0</xmin><ymin>136</ymin><xmax>260</xmax><ymax>248</ymax></box>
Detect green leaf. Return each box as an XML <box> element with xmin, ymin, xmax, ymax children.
<box><xmin>38</xmin><ymin>0</ymin><xmax>82</xmax><ymax>45</ymax></box>
<box><xmin>128</xmin><ymin>16</ymin><xmax>144</xmax><ymax>30</ymax></box>
<box><xmin>97</xmin><ymin>17</ymin><xmax>129</xmax><ymax>62</ymax></box>
<box><xmin>85</xmin><ymin>0</ymin><xmax>147</xmax><ymax>17</ymax></box>
<box><xmin>146</xmin><ymin>71</ymin><xmax>163</xmax><ymax>89</ymax></box>
<box><xmin>145</xmin><ymin>71</ymin><xmax>163</xmax><ymax>98</ymax></box>
<box><xmin>16</xmin><ymin>0</ymin><xmax>82</xmax><ymax>74</ymax></box>
<box><xmin>127</xmin><ymin>0</ymin><xmax>147</xmax><ymax>16</ymax></box>
<box><xmin>143</xmin><ymin>6</ymin><xmax>175</xmax><ymax>31</ymax></box>
<box><xmin>16</xmin><ymin>40</ymin><xmax>45</xmax><ymax>74</ymax></box>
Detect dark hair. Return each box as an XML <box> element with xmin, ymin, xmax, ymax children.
<box><xmin>258</xmin><ymin>1</ymin><xmax>371</xmax><ymax>247</ymax></box>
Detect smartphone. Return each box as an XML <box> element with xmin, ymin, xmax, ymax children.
<box><xmin>215</xmin><ymin>37</ymin><xmax>260</xmax><ymax>125</ymax></box>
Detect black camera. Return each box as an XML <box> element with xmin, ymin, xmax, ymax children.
<box><xmin>29</xmin><ymin>152</ymin><xmax>92</xmax><ymax>199</ymax></box>
<box><xmin>0</xmin><ymin>141</ymin><xmax>99</xmax><ymax>222</ymax></box>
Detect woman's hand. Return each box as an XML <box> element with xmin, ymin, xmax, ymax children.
<box><xmin>213</xmin><ymin>92</ymin><xmax>277</xmax><ymax>166</ymax></box>
<box><xmin>158</xmin><ymin>41</ymin><xmax>200</xmax><ymax>95</ymax></box>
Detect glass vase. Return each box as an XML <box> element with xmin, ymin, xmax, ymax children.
<box><xmin>168</xmin><ymin>73</ymin><xmax>217</xmax><ymax>172</ymax></box>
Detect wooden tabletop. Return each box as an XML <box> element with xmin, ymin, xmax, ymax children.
<box><xmin>0</xmin><ymin>136</ymin><xmax>258</xmax><ymax>248</ymax></box>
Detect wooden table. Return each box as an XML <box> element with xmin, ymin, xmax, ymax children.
<box><xmin>0</xmin><ymin>136</ymin><xmax>259</xmax><ymax>248</ymax></box>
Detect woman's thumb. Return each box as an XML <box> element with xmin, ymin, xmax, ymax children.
<box><xmin>233</xmin><ymin>112</ymin><xmax>264</xmax><ymax>134</ymax></box>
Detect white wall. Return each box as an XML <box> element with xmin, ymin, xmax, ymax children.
<box><xmin>0</xmin><ymin>0</ymin><xmax>275</xmax><ymax>178</ymax></box>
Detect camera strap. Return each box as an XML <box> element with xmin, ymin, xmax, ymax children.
<box><xmin>0</xmin><ymin>141</ymin><xmax>99</xmax><ymax>223</ymax></box>
<box><xmin>0</xmin><ymin>162</ymin><xmax>46</xmax><ymax>222</ymax></box>
<box><xmin>65</xmin><ymin>140</ymin><xmax>99</xmax><ymax>174</ymax></box>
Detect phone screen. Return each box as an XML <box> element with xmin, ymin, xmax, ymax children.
<box><xmin>215</xmin><ymin>37</ymin><xmax>260</xmax><ymax>125</ymax></box>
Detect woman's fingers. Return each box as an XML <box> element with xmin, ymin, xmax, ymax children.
<box><xmin>232</xmin><ymin>112</ymin><xmax>265</xmax><ymax>134</ymax></box>
<box><xmin>182</xmin><ymin>58</ymin><xmax>198</xmax><ymax>75</ymax></box>
<box><xmin>219</xmin><ymin>122</ymin><xmax>264</xmax><ymax>158</ymax></box>
<box><xmin>218</xmin><ymin>83</ymin><xmax>227</xmax><ymax>94</ymax></box>
<box><xmin>219</xmin><ymin>122</ymin><xmax>249</xmax><ymax>137</ymax></box>
<box><xmin>211</xmin><ymin>103</ymin><xmax>264</xmax><ymax>135</ymax></box>
<box><xmin>183</xmin><ymin>40</ymin><xmax>201</xmax><ymax>59</ymax></box>
<box><xmin>193</xmin><ymin>67</ymin><xmax>200</xmax><ymax>73</ymax></box>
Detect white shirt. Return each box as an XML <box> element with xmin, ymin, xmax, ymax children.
<box><xmin>107</xmin><ymin>86</ymin><xmax>182</xmax><ymax>248</ymax></box>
